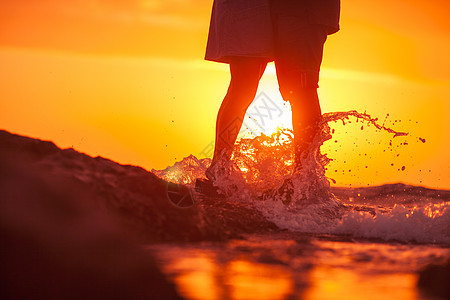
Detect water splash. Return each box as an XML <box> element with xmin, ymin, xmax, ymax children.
<box><xmin>218</xmin><ymin>111</ymin><xmax>407</xmax><ymax>204</ymax></box>
<box><xmin>152</xmin><ymin>154</ymin><xmax>209</xmax><ymax>185</ymax></box>
<box><xmin>152</xmin><ymin>111</ymin><xmax>450</xmax><ymax>243</ymax></box>
<box><xmin>155</xmin><ymin>111</ymin><xmax>408</xmax><ymax>197</ymax></box>
<box><xmin>322</xmin><ymin>110</ymin><xmax>408</xmax><ymax>137</ymax></box>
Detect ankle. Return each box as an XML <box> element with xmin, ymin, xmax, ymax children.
<box><xmin>206</xmin><ymin>157</ymin><xmax>230</xmax><ymax>181</ymax></box>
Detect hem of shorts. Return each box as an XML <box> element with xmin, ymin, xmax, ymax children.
<box><xmin>205</xmin><ymin>54</ymin><xmax>274</xmax><ymax>64</ymax></box>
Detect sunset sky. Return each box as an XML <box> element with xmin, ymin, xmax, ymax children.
<box><xmin>1</xmin><ymin>0</ymin><xmax>449</xmax><ymax>189</ymax></box>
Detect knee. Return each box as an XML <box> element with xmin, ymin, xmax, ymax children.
<box><xmin>229</xmin><ymin>78</ymin><xmax>260</xmax><ymax>100</ymax></box>
<box><xmin>278</xmin><ymin>70</ymin><xmax>320</xmax><ymax>101</ymax></box>
<box><xmin>280</xmin><ymin>87</ymin><xmax>318</xmax><ymax>104</ymax></box>
<box><xmin>287</xmin><ymin>87</ymin><xmax>322</xmax><ymax>122</ymax></box>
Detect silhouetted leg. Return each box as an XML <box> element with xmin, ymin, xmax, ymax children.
<box><xmin>289</xmin><ymin>87</ymin><xmax>322</xmax><ymax>171</ymax></box>
<box><xmin>207</xmin><ymin>58</ymin><xmax>267</xmax><ymax>180</ymax></box>
<box><xmin>267</xmin><ymin>84</ymin><xmax>321</xmax><ymax>203</ymax></box>
<box><xmin>270</xmin><ymin>0</ymin><xmax>328</xmax><ymax>172</ymax></box>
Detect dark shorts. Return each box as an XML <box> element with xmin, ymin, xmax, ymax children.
<box><xmin>270</xmin><ymin>1</ymin><xmax>328</xmax><ymax>93</ymax></box>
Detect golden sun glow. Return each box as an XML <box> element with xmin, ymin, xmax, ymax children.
<box><xmin>0</xmin><ymin>0</ymin><xmax>449</xmax><ymax>188</ymax></box>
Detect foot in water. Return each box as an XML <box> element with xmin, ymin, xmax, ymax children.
<box><xmin>259</xmin><ymin>178</ymin><xmax>294</xmax><ymax>204</ymax></box>
<box><xmin>262</xmin><ymin>176</ymin><xmax>308</xmax><ymax>205</ymax></box>
<box><xmin>196</xmin><ymin>160</ymin><xmax>228</xmax><ymax>197</ymax></box>
<box><xmin>197</xmin><ymin>159</ymin><xmax>239</xmax><ymax>198</ymax></box>
<box><xmin>270</xmin><ymin>158</ymin><xmax>306</xmax><ymax>204</ymax></box>
<box><xmin>204</xmin><ymin>159</ymin><xmax>228</xmax><ymax>182</ymax></box>
<box><xmin>274</xmin><ymin>177</ymin><xmax>295</xmax><ymax>205</ymax></box>
<box><xmin>195</xmin><ymin>178</ymin><xmax>226</xmax><ymax>198</ymax></box>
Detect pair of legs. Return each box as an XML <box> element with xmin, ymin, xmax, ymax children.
<box><xmin>207</xmin><ymin>5</ymin><xmax>328</xmax><ymax>181</ymax></box>
<box><xmin>207</xmin><ymin>58</ymin><xmax>322</xmax><ymax>180</ymax></box>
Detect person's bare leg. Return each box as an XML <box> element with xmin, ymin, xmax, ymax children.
<box><xmin>207</xmin><ymin>59</ymin><xmax>266</xmax><ymax>180</ymax></box>
<box><xmin>271</xmin><ymin>87</ymin><xmax>321</xmax><ymax>202</ymax></box>
<box><xmin>289</xmin><ymin>87</ymin><xmax>322</xmax><ymax>172</ymax></box>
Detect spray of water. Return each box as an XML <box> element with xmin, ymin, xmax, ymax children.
<box><xmin>212</xmin><ymin>111</ymin><xmax>407</xmax><ymax>205</ymax></box>
<box><xmin>155</xmin><ymin>111</ymin><xmax>408</xmax><ymax>201</ymax></box>
<box><xmin>153</xmin><ymin>111</ymin><xmax>450</xmax><ymax>243</ymax></box>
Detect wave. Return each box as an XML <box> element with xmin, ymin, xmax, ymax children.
<box><xmin>155</xmin><ymin>153</ymin><xmax>450</xmax><ymax>244</ymax></box>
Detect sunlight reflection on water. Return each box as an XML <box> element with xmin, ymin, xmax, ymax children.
<box><xmin>152</xmin><ymin>249</ymin><xmax>296</xmax><ymax>300</ymax></box>
<box><xmin>305</xmin><ymin>267</ymin><xmax>417</xmax><ymax>300</ymax></box>
<box><xmin>148</xmin><ymin>235</ymin><xmax>449</xmax><ymax>300</ymax></box>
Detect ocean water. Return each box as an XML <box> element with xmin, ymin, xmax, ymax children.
<box><xmin>152</xmin><ymin>111</ymin><xmax>450</xmax><ymax>299</ymax></box>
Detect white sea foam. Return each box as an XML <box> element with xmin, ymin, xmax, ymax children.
<box><xmin>255</xmin><ymin>196</ymin><xmax>450</xmax><ymax>244</ymax></box>
<box><xmin>332</xmin><ymin>202</ymin><xmax>450</xmax><ymax>244</ymax></box>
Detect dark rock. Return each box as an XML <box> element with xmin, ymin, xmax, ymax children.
<box><xmin>0</xmin><ymin>130</ymin><xmax>220</xmax><ymax>242</ymax></box>
<box><xmin>0</xmin><ymin>129</ymin><xmax>279</xmax><ymax>244</ymax></box>
<box><xmin>0</xmin><ymin>157</ymin><xmax>183</xmax><ymax>300</ymax></box>
<box><xmin>417</xmin><ymin>260</ymin><xmax>450</xmax><ymax>299</ymax></box>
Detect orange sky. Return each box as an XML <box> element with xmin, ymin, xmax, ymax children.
<box><xmin>1</xmin><ymin>0</ymin><xmax>449</xmax><ymax>189</ymax></box>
